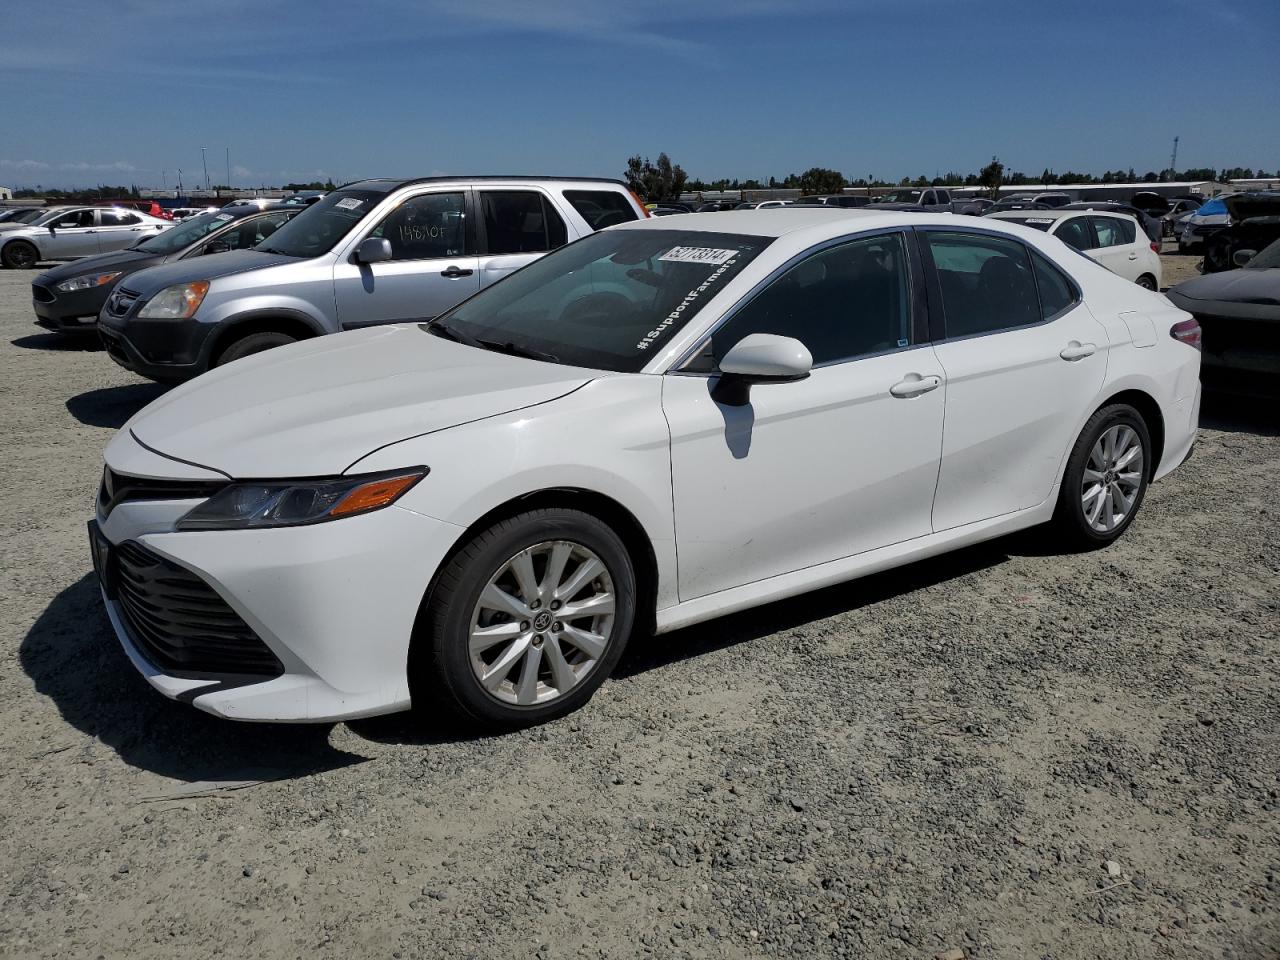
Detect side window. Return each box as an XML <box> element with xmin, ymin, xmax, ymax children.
<box><xmin>54</xmin><ymin>210</ymin><xmax>94</xmax><ymax>229</ymax></box>
<box><xmin>937</xmin><ymin>190</ymin><xmax>950</xmax><ymax>203</ymax></box>
<box><xmin>694</xmin><ymin>232</ymin><xmax>913</xmax><ymax>369</ymax></box>
<box><xmin>1114</xmin><ymin>217</ymin><xmax>1137</xmax><ymax>244</ymax></box>
<box><xmin>1030</xmin><ymin>249</ymin><xmax>1077</xmax><ymax>320</ymax></box>
<box><xmin>926</xmin><ymin>231</ymin><xmax>1040</xmax><ymax>337</ymax></box>
<box><xmin>224</xmin><ymin>212</ymin><xmax>291</xmax><ymax>250</ymax></box>
<box><xmin>369</xmin><ymin>192</ymin><xmax>469</xmax><ymax>261</ymax></box>
<box><xmin>1054</xmin><ymin>217</ymin><xmax>1093</xmax><ymax>251</ymax></box>
<box><xmin>922</xmin><ymin>192</ymin><xmax>935</xmax><ymax>205</ymax></box>
<box><xmin>563</xmin><ymin>190</ymin><xmax>639</xmax><ymax>230</ymax></box>
<box><xmin>481</xmin><ymin>191</ymin><xmax>568</xmax><ymax>254</ymax></box>
<box><xmin>99</xmin><ymin>211</ymin><xmax>141</xmax><ymax>226</ymax></box>
<box><xmin>1091</xmin><ymin>217</ymin><xmax>1125</xmax><ymax>248</ymax></box>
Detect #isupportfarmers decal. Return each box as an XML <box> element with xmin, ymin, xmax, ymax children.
<box><xmin>636</xmin><ymin>250</ymin><xmax>740</xmax><ymax>352</ymax></box>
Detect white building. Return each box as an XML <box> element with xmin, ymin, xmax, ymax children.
<box><xmin>0</xmin><ymin>186</ymin><xmax>12</xmax><ymax>201</ymax></box>
<box><xmin>1229</xmin><ymin>177</ymin><xmax>1280</xmax><ymax>192</ymax></box>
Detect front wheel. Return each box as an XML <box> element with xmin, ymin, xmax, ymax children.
<box><xmin>215</xmin><ymin>330</ymin><xmax>297</xmax><ymax>366</ymax></box>
<box><xmin>1136</xmin><ymin>274</ymin><xmax>1158</xmax><ymax>291</ymax></box>
<box><xmin>1051</xmin><ymin>404</ymin><xmax>1151</xmax><ymax>549</ymax></box>
<box><xmin>417</xmin><ymin>508</ymin><xmax>637</xmax><ymax>729</ymax></box>
<box><xmin>1</xmin><ymin>240</ymin><xmax>39</xmax><ymax>270</ymax></box>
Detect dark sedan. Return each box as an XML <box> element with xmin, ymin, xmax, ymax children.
<box><xmin>1166</xmin><ymin>238</ymin><xmax>1280</xmax><ymax>397</ymax></box>
<box><xmin>32</xmin><ymin>205</ymin><xmax>298</xmax><ymax>334</ymax></box>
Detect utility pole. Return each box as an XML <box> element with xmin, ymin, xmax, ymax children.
<box><xmin>201</xmin><ymin>146</ymin><xmax>209</xmax><ymax>190</ymax></box>
<box><xmin>177</xmin><ymin>168</ymin><xmax>183</xmax><ymax>198</ymax></box>
<box><xmin>1169</xmin><ymin>136</ymin><xmax>1179</xmax><ymax>178</ymax></box>
<box><xmin>225</xmin><ymin>147</ymin><xmax>231</xmax><ymax>191</ymax></box>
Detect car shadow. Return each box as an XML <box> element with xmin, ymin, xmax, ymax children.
<box><xmin>11</xmin><ymin>331</ymin><xmax>103</xmax><ymax>352</ymax></box>
<box><xmin>20</xmin><ymin>574</ymin><xmax>367</xmax><ymax>784</ymax></box>
<box><xmin>1200</xmin><ymin>391</ymin><xmax>1280</xmax><ymax>436</ymax></box>
<box><xmin>66</xmin><ymin>382</ymin><xmax>168</xmax><ymax>429</ymax></box>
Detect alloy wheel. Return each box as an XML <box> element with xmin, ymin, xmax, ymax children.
<box><xmin>1081</xmin><ymin>424</ymin><xmax>1144</xmax><ymax>533</ymax></box>
<box><xmin>468</xmin><ymin>540</ymin><xmax>615</xmax><ymax>706</ymax></box>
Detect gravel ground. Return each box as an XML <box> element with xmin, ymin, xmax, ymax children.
<box><xmin>0</xmin><ymin>259</ymin><xmax>1276</xmax><ymax>960</ymax></box>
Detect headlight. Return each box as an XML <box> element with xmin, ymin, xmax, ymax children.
<box><xmin>56</xmin><ymin>271</ymin><xmax>123</xmax><ymax>293</ymax></box>
<box><xmin>175</xmin><ymin>467</ymin><xmax>427</xmax><ymax>531</ymax></box>
<box><xmin>138</xmin><ymin>280</ymin><xmax>210</xmax><ymax>319</ymax></box>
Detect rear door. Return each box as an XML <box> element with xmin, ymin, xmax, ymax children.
<box><xmin>331</xmin><ymin>188</ymin><xmax>479</xmax><ymax>328</ymax></box>
<box><xmin>922</xmin><ymin>229</ymin><xmax>1107</xmax><ymax>530</ymax></box>
<box><xmin>475</xmin><ymin>188</ymin><xmax>570</xmax><ymax>289</ymax></box>
<box><xmin>1087</xmin><ymin>215</ymin><xmax>1138</xmax><ymax>279</ymax></box>
<box><xmin>95</xmin><ymin>210</ymin><xmax>153</xmax><ymax>253</ymax></box>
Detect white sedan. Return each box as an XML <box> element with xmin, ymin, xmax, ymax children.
<box><xmin>986</xmin><ymin>209</ymin><xmax>1163</xmax><ymax>290</ymax></box>
<box><xmin>91</xmin><ymin>209</ymin><xmax>1201</xmax><ymax>727</ymax></box>
<box><xmin>0</xmin><ymin>206</ymin><xmax>170</xmax><ymax>269</ymax></box>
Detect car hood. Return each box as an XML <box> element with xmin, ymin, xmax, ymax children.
<box><xmin>1169</xmin><ymin>268</ymin><xmax>1280</xmax><ymax>305</ymax></box>
<box><xmin>1224</xmin><ymin>194</ymin><xmax>1280</xmax><ymax>222</ymax></box>
<box><xmin>123</xmin><ymin>324</ymin><xmax>598</xmax><ymax>478</ymax></box>
<box><xmin>36</xmin><ymin>248</ymin><xmax>162</xmax><ymax>284</ymax></box>
<box><xmin>119</xmin><ymin>249</ymin><xmax>298</xmax><ymax>297</ymax></box>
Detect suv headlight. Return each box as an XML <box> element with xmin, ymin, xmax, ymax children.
<box><xmin>175</xmin><ymin>468</ymin><xmax>427</xmax><ymax>531</ymax></box>
<box><xmin>138</xmin><ymin>280</ymin><xmax>210</xmax><ymax>319</ymax></box>
<box><xmin>57</xmin><ymin>271</ymin><xmax>123</xmax><ymax>293</ymax></box>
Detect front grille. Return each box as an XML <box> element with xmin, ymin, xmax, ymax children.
<box><xmin>112</xmin><ymin>541</ymin><xmax>284</xmax><ymax>679</ymax></box>
<box><xmin>32</xmin><ymin>283</ymin><xmax>55</xmax><ymax>303</ymax></box>
<box><xmin>106</xmin><ymin>286</ymin><xmax>140</xmax><ymax>317</ymax></box>
<box><xmin>99</xmin><ymin>467</ymin><xmax>225</xmax><ymax>517</ymax></box>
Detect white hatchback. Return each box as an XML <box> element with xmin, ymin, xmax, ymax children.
<box><xmin>986</xmin><ymin>209</ymin><xmax>1163</xmax><ymax>290</ymax></box>
<box><xmin>92</xmin><ymin>209</ymin><xmax>1201</xmax><ymax>728</ymax></box>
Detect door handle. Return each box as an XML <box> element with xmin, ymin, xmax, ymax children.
<box><xmin>85</xmin><ymin>230</ymin><xmax>97</xmax><ymax>234</ymax></box>
<box><xmin>1059</xmin><ymin>341</ymin><xmax>1097</xmax><ymax>361</ymax></box>
<box><xmin>889</xmin><ymin>373</ymin><xmax>942</xmax><ymax>398</ymax></box>
<box><xmin>440</xmin><ymin>266</ymin><xmax>473</xmax><ymax>279</ymax></box>
<box><xmin>1128</xmin><ymin>253</ymin><xmax>1138</xmax><ymax>260</ymax></box>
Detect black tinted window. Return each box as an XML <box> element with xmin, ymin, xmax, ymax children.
<box><xmin>1031</xmin><ymin>250</ymin><xmax>1076</xmax><ymax>319</ymax></box>
<box><xmin>481</xmin><ymin>191</ymin><xmax>568</xmax><ymax>254</ymax></box>
<box><xmin>370</xmin><ymin>192</ymin><xmax>468</xmax><ymax>260</ymax></box>
<box><xmin>1054</xmin><ymin>217</ymin><xmax>1093</xmax><ymax>251</ymax></box>
<box><xmin>222</xmin><ymin>211</ymin><xmax>291</xmax><ymax>251</ymax></box>
<box><xmin>927</xmin><ymin>232</ymin><xmax>1039</xmax><ymax>337</ymax></box>
<box><xmin>54</xmin><ymin>211</ymin><xmax>93</xmax><ymax>228</ymax></box>
<box><xmin>694</xmin><ymin>232</ymin><xmax>912</xmax><ymax>368</ymax></box>
<box><xmin>564</xmin><ymin>190</ymin><xmax>639</xmax><ymax>230</ymax></box>
<box><xmin>1115</xmin><ymin>217</ymin><xmax>1137</xmax><ymax>244</ymax></box>
<box><xmin>99</xmin><ymin>211</ymin><xmax>140</xmax><ymax>226</ymax></box>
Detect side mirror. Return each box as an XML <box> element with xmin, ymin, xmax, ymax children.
<box><xmin>712</xmin><ymin>333</ymin><xmax>812</xmax><ymax>406</ymax></box>
<box><xmin>1233</xmin><ymin>249</ymin><xmax>1256</xmax><ymax>267</ymax></box>
<box><xmin>48</xmin><ymin>225</ymin><xmax>56</xmax><ymax>235</ymax></box>
<box><xmin>355</xmin><ymin>237</ymin><xmax>393</xmax><ymax>264</ymax></box>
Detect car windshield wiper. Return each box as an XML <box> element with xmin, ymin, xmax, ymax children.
<box><xmin>424</xmin><ymin>318</ymin><xmax>483</xmax><ymax>349</ymax></box>
<box><xmin>475</xmin><ymin>338</ymin><xmax>559</xmax><ymax>364</ymax></box>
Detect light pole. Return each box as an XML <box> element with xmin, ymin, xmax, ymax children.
<box><xmin>225</xmin><ymin>147</ymin><xmax>231</xmax><ymax>192</ymax></box>
<box><xmin>201</xmin><ymin>147</ymin><xmax>209</xmax><ymax>191</ymax></box>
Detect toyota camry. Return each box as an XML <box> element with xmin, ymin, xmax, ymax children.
<box><xmin>91</xmin><ymin>209</ymin><xmax>1201</xmax><ymax>728</ymax></box>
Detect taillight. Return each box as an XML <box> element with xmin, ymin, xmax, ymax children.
<box><xmin>629</xmin><ymin>190</ymin><xmax>650</xmax><ymax>217</ymax></box>
<box><xmin>1150</xmin><ymin>241</ymin><xmax>1160</xmax><ymax>254</ymax></box>
<box><xmin>1170</xmin><ymin>318</ymin><xmax>1202</xmax><ymax>351</ymax></box>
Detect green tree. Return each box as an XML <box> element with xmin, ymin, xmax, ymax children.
<box><xmin>623</xmin><ymin>153</ymin><xmax>688</xmax><ymax>201</ymax></box>
<box><xmin>797</xmin><ymin>167</ymin><xmax>846</xmax><ymax>195</ymax></box>
<box><xmin>978</xmin><ymin>156</ymin><xmax>1004</xmax><ymax>199</ymax></box>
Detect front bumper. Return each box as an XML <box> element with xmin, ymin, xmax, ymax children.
<box><xmin>92</xmin><ymin>475</ymin><xmax>463</xmax><ymax>722</ymax></box>
<box><xmin>32</xmin><ymin>280</ymin><xmax>109</xmax><ymax>332</ymax></box>
<box><xmin>98</xmin><ymin>311</ymin><xmax>217</xmax><ymax>382</ymax></box>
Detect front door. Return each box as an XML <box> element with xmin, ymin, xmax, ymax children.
<box><xmin>332</xmin><ymin>189</ymin><xmax>479</xmax><ymax>328</ymax></box>
<box><xmin>921</xmin><ymin>229</ymin><xmax>1108</xmax><ymax>531</ymax></box>
<box><xmin>475</xmin><ymin>189</ymin><xmax>570</xmax><ymax>290</ymax></box>
<box><xmin>664</xmin><ymin>230</ymin><xmax>946</xmax><ymax>601</ymax></box>
<box><xmin>43</xmin><ymin>209</ymin><xmax>99</xmax><ymax>258</ymax></box>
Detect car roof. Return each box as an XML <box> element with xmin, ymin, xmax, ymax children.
<box><xmin>612</xmin><ymin>207</ymin><xmax>1000</xmax><ymax>241</ymax></box>
<box><xmin>340</xmin><ymin>175</ymin><xmax>630</xmax><ymax>193</ymax></box>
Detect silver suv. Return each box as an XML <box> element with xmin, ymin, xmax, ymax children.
<box><xmin>98</xmin><ymin>177</ymin><xmax>645</xmax><ymax>382</ymax></box>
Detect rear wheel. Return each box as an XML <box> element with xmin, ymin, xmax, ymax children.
<box><xmin>1</xmin><ymin>240</ymin><xmax>39</xmax><ymax>270</ymax></box>
<box><xmin>215</xmin><ymin>330</ymin><xmax>297</xmax><ymax>366</ymax></box>
<box><xmin>1051</xmin><ymin>404</ymin><xmax>1151</xmax><ymax>549</ymax></box>
<box><xmin>416</xmin><ymin>508</ymin><xmax>636</xmax><ymax>729</ymax></box>
<box><xmin>1136</xmin><ymin>273</ymin><xmax>1158</xmax><ymax>291</ymax></box>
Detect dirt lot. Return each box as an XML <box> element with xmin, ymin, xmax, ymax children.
<box><xmin>0</xmin><ymin>258</ymin><xmax>1276</xmax><ymax>960</ymax></box>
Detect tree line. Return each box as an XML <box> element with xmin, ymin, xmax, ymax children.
<box><xmin>624</xmin><ymin>153</ymin><xmax>1277</xmax><ymax>201</ymax></box>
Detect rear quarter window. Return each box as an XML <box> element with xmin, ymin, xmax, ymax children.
<box><xmin>563</xmin><ymin>190</ymin><xmax>640</xmax><ymax>231</ymax></box>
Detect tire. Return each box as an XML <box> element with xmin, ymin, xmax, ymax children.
<box><xmin>416</xmin><ymin>508</ymin><xmax>637</xmax><ymax>729</ymax></box>
<box><xmin>215</xmin><ymin>330</ymin><xmax>297</xmax><ymax>366</ymax></box>
<box><xmin>1051</xmin><ymin>404</ymin><xmax>1151</xmax><ymax>550</ymax></box>
<box><xmin>1</xmin><ymin>240</ymin><xmax>39</xmax><ymax>270</ymax></box>
<box><xmin>1136</xmin><ymin>274</ymin><xmax>1158</xmax><ymax>291</ymax></box>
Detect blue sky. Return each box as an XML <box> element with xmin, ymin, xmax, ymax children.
<box><xmin>2</xmin><ymin>0</ymin><xmax>1277</xmax><ymax>189</ymax></box>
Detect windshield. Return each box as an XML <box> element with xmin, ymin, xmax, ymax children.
<box><xmin>255</xmin><ymin>188</ymin><xmax>384</xmax><ymax>258</ymax></box>
<box><xmin>432</xmin><ymin>229</ymin><xmax>772</xmax><ymax>372</ymax></box>
<box><xmin>878</xmin><ymin>191</ymin><xmax>922</xmax><ymax>203</ymax></box>
<box><xmin>134</xmin><ymin>211</ymin><xmax>232</xmax><ymax>253</ymax></box>
<box><xmin>1246</xmin><ymin>238</ymin><xmax>1280</xmax><ymax>269</ymax></box>
<box><xmin>8</xmin><ymin>209</ymin><xmax>46</xmax><ymax>224</ymax></box>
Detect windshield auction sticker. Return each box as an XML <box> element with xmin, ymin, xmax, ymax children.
<box><xmin>334</xmin><ymin>197</ymin><xmax>364</xmax><ymax>211</ymax></box>
<box><xmin>659</xmin><ymin>246</ymin><xmax>739</xmax><ymax>265</ymax></box>
<box><xmin>636</xmin><ymin>255</ymin><xmax>739</xmax><ymax>351</ymax></box>
<box><xmin>214</xmin><ymin>213</ymin><xmax>234</xmax><ymax>221</ymax></box>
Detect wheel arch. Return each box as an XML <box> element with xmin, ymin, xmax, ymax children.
<box><xmin>408</xmin><ymin>487</ymin><xmax>660</xmax><ymax>670</ymax></box>
<box><xmin>205</xmin><ymin>308</ymin><xmax>325</xmax><ymax>364</ymax></box>
<box><xmin>1095</xmin><ymin>388</ymin><xmax>1165</xmax><ymax>477</ymax></box>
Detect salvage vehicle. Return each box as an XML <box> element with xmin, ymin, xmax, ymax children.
<box><xmin>1201</xmin><ymin>193</ymin><xmax>1280</xmax><ymax>274</ymax></box>
<box><xmin>32</xmin><ymin>205</ymin><xmax>300</xmax><ymax>333</ymax></box>
<box><xmin>1061</xmin><ymin>202</ymin><xmax>1162</xmax><ymax>244</ymax></box>
<box><xmin>1166</xmin><ymin>238</ymin><xmax>1280</xmax><ymax>396</ymax></box>
<box><xmin>1178</xmin><ymin>195</ymin><xmax>1230</xmax><ymax>253</ymax></box>
<box><xmin>98</xmin><ymin>177</ymin><xmax>646</xmax><ymax>381</ymax></box>
<box><xmin>986</xmin><ymin>209</ymin><xmax>1162</xmax><ymax>288</ymax></box>
<box><xmin>869</xmin><ymin>188</ymin><xmax>965</xmax><ymax>212</ymax></box>
<box><xmin>90</xmin><ymin>209</ymin><xmax>1200</xmax><ymax>727</ymax></box>
<box><xmin>0</xmin><ymin>206</ymin><xmax>169</xmax><ymax>269</ymax></box>
<box><xmin>794</xmin><ymin>195</ymin><xmax>871</xmax><ymax>208</ymax></box>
